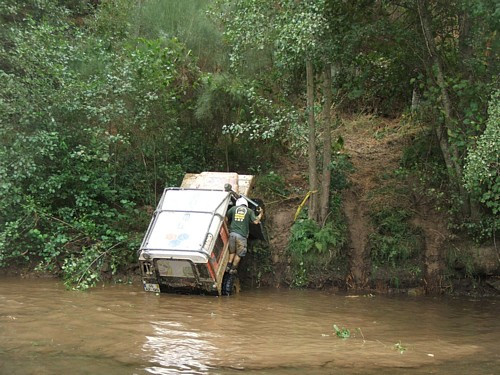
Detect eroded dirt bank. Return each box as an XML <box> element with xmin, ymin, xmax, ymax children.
<box><xmin>3</xmin><ymin>118</ymin><xmax>498</xmax><ymax>296</ymax></box>
<box><xmin>262</xmin><ymin>115</ymin><xmax>499</xmax><ymax>295</ymax></box>
<box><xmin>339</xmin><ymin>116</ymin><xmax>405</xmax><ymax>290</ymax></box>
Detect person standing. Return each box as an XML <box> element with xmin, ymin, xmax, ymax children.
<box><xmin>225</xmin><ymin>197</ymin><xmax>263</xmax><ymax>274</ymax></box>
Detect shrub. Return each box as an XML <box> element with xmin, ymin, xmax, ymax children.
<box><xmin>464</xmin><ymin>90</ymin><xmax>500</xmax><ymax>216</ymax></box>
<box><xmin>255</xmin><ymin>171</ymin><xmax>287</xmax><ymax>200</ymax></box>
<box><xmin>288</xmin><ymin>214</ymin><xmax>347</xmax><ymax>287</ymax></box>
<box><xmin>369</xmin><ymin>209</ymin><xmax>423</xmax><ymax>268</ymax></box>
<box><xmin>0</xmin><ymin>1</ymin><xmax>212</xmax><ymax>289</ymax></box>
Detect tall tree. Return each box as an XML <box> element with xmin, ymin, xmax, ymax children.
<box><xmin>416</xmin><ymin>0</ymin><xmax>470</xmax><ymax>215</ymax></box>
<box><xmin>319</xmin><ymin>64</ymin><xmax>333</xmax><ymax>224</ymax></box>
<box><xmin>306</xmin><ymin>59</ymin><xmax>319</xmax><ymax>220</ymax></box>
<box><xmin>212</xmin><ymin>0</ymin><xmax>336</xmax><ymax>223</ymax></box>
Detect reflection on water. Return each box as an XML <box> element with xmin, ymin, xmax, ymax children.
<box><xmin>144</xmin><ymin>321</ymin><xmax>217</xmax><ymax>374</ymax></box>
<box><xmin>0</xmin><ymin>277</ymin><xmax>498</xmax><ymax>375</ymax></box>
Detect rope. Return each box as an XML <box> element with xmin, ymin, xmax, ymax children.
<box><xmin>294</xmin><ymin>190</ymin><xmax>318</xmax><ymax>221</ymax></box>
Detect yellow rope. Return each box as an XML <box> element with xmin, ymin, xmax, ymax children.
<box><xmin>294</xmin><ymin>190</ymin><xmax>318</xmax><ymax>221</ymax></box>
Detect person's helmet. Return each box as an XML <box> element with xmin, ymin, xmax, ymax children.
<box><xmin>236</xmin><ymin>197</ymin><xmax>248</xmax><ymax>207</ymax></box>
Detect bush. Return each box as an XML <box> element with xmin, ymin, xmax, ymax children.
<box><xmin>330</xmin><ymin>152</ymin><xmax>354</xmax><ymax>192</ymax></box>
<box><xmin>288</xmin><ymin>211</ymin><xmax>348</xmax><ymax>287</ymax></box>
<box><xmin>464</xmin><ymin>90</ymin><xmax>500</xmax><ymax>216</ymax></box>
<box><xmin>0</xmin><ymin>1</ymin><xmax>213</xmax><ymax>289</ymax></box>
<box><xmin>255</xmin><ymin>171</ymin><xmax>287</xmax><ymax>200</ymax></box>
<box><xmin>369</xmin><ymin>209</ymin><xmax>423</xmax><ymax>268</ymax></box>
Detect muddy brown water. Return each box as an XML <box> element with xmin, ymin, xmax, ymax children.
<box><xmin>0</xmin><ymin>277</ymin><xmax>498</xmax><ymax>375</ymax></box>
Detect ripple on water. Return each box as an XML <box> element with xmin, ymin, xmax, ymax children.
<box><xmin>0</xmin><ymin>278</ymin><xmax>499</xmax><ymax>375</ymax></box>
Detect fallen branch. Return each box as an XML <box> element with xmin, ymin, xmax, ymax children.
<box><xmin>76</xmin><ymin>241</ymin><xmax>123</xmax><ymax>287</ymax></box>
<box><xmin>265</xmin><ymin>195</ymin><xmax>302</xmax><ymax>206</ymax></box>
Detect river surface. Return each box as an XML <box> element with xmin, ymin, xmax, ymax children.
<box><xmin>0</xmin><ymin>277</ymin><xmax>498</xmax><ymax>375</ymax></box>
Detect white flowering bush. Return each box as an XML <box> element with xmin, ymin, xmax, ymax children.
<box><xmin>464</xmin><ymin>91</ymin><xmax>500</xmax><ymax>215</ymax></box>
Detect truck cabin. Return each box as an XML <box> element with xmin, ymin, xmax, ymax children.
<box><xmin>138</xmin><ymin>172</ymin><xmax>266</xmax><ymax>295</ymax></box>
<box><xmin>138</xmin><ymin>188</ymin><xmax>232</xmax><ymax>295</ymax></box>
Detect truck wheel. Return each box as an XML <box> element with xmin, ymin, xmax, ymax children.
<box><xmin>233</xmin><ymin>277</ymin><xmax>241</xmax><ymax>294</ymax></box>
<box><xmin>222</xmin><ymin>273</ymin><xmax>240</xmax><ymax>296</ymax></box>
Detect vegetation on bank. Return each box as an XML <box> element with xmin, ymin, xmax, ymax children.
<box><xmin>0</xmin><ymin>0</ymin><xmax>498</xmax><ymax>291</ymax></box>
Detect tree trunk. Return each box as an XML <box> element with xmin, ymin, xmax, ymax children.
<box><xmin>306</xmin><ymin>59</ymin><xmax>319</xmax><ymax>221</ymax></box>
<box><xmin>319</xmin><ymin>64</ymin><xmax>332</xmax><ymax>225</ymax></box>
<box><xmin>458</xmin><ymin>11</ymin><xmax>472</xmax><ymax>64</ymax></box>
<box><xmin>458</xmin><ymin>4</ymin><xmax>480</xmax><ymax>224</ymax></box>
<box><xmin>417</xmin><ymin>0</ymin><xmax>470</xmax><ymax>216</ymax></box>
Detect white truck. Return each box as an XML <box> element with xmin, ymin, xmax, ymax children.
<box><xmin>137</xmin><ymin>172</ymin><xmax>265</xmax><ymax>295</ymax></box>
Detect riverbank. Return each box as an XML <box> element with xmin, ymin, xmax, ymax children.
<box><xmin>2</xmin><ymin>114</ymin><xmax>498</xmax><ymax>297</ymax></box>
<box><xmin>248</xmin><ymin>115</ymin><xmax>499</xmax><ymax>297</ymax></box>
<box><xmin>2</xmin><ymin>260</ymin><xmax>499</xmax><ymax>298</ymax></box>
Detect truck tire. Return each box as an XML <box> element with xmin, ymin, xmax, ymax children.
<box><xmin>222</xmin><ymin>273</ymin><xmax>240</xmax><ymax>296</ymax></box>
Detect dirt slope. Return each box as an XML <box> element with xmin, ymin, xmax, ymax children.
<box><xmin>264</xmin><ymin>156</ymin><xmax>309</xmax><ymax>286</ymax></box>
<box><xmin>265</xmin><ymin>116</ymin><xmax>406</xmax><ymax>286</ymax></box>
<box><xmin>265</xmin><ymin>115</ymin><xmax>450</xmax><ymax>291</ymax></box>
<box><xmin>339</xmin><ymin>116</ymin><xmax>408</xmax><ymax>289</ymax></box>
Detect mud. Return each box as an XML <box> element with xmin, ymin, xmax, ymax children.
<box><xmin>342</xmin><ymin>188</ymin><xmax>371</xmax><ymax>288</ymax></box>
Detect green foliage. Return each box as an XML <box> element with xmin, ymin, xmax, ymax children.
<box><xmin>286</xmin><ymin>149</ymin><xmax>352</xmax><ymax>287</ymax></box>
<box><xmin>288</xmin><ymin>215</ymin><xmax>347</xmax><ymax>287</ymax></box>
<box><xmin>459</xmin><ymin>216</ymin><xmax>498</xmax><ymax>243</ymax></box>
<box><xmin>0</xmin><ymin>0</ymin><xmax>73</xmax><ymax>23</ymax></box>
<box><xmin>394</xmin><ymin>341</ymin><xmax>407</xmax><ymax>354</ymax></box>
<box><xmin>0</xmin><ymin>0</ymin><xmax>216</xmax><ymax>289</ymax></box>
<box><xmin>209</xmin><ymin>0</ymin><xmax>278</xmax><ymax>70</ymax></box>
<box><xmin>333</xmin><ymin>324</ymin><xmax>351</xmax><ymax>339</ymax></box>
<box><xmin>289</xmin><ymin>219</ymin><xmax>343</xmax><ymax>256</ymax></box>
<box><xmin>400</xmin><ymin>112</ymin><xmax>498</xmax><ymax>243</ymax></box>
<box><xmin>212</xmin><ymin>0</ymin><xmax>416</xmax><ymax>115</ymax></box>
<box><xmin>133</xmin><ymin>0</ymin><xmax>227</xmax><ymax>71</ymax></box>
<box><xmin>194</xmin><ymin>72</ymin><xmax>297</xmax><ymax>171</ymax></box>
<box><xmin>244</xmin><ymin>240</ymin><xmax>273</xmax><ymax>288</ymax></box>
<box><xmin>255</xmin><ymin>171</ymin><xmax>287</xmax><ymax>200</ymax></box>
<box><xmin>464</xmin><ymin>91</ymin><xmax>500</xmax><ymax>216</ymax></box>
<box><xmin>403</xmin><ymin>0</ymin><xmax>497</xmax><ymax>221</ymax></box>
<box><xmin>445</xmin><ymin>246</ymin><xmax>477</xmax><ymax>280</ymax></box>
<box><xmin>400</xmin><ymin>129</ymin><xmax>445</xmax><ymax>172</ymax></box>
<box><xmin>330</xmin><ymin>152</ymin><xmax>353</xmax><ymax>192</ymax></box>
<box><xmin>416</xmin><ymin>72</ymin><xmax>494</xmax><ymax>157</ymax></box>
<box><xmin>196</xmin><ymin>73</ymin><xmax>291</xmax><ymax>142</ymax></box>
<box><xmin>89</xmin><ymin>0</ymin><xmax>135</xmax><ymax>40</ymax></box>
<box><xmin>369</xmin><ymin>210</ymin><xmax>423</xmax><ymax>268</ymax></box>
